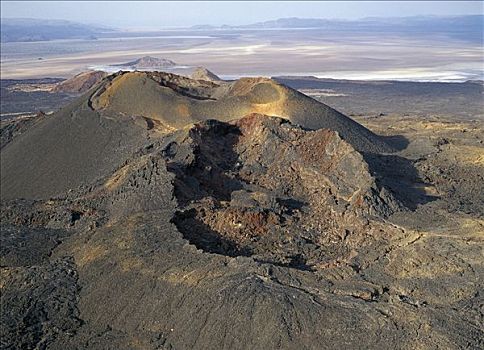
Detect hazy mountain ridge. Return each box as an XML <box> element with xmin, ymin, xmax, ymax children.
<box><xmin>191</xmin><ymin>15</ymin><xmax>483</xmax><ymax>42</ymax></box>
<box><xmin>0</xmin><ymin>18</ymin><xmax>114</xmax><ymax>42</ymax></box>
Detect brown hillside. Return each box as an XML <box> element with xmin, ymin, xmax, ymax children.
<box><xmin>90</xmin><ymin>71</ymin><xmax>394</xmax><ymax>153</ymax></box>
<box><xmin>52</xmin><ymin>70</ymin><xmax>107</xmax><ymax>94</ymax></box>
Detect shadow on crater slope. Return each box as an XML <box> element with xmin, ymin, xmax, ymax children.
<box><xmin>363</xmin><ymin>153</ymin><xmax>439</xmax><ymax>210</ymax></box>
<box><xmin>168</xmin><ymin>114</ymin><xmax>401</xmax><ymax>270</ymax></box>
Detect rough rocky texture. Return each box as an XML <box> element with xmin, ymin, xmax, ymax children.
<box><xmin>169</xmin><ymin>115</ymin><xmax>400</xmax><ymax>269</ymax></box>
<box><xmin>0</xmin><ymin>257</ymin><xmax>82</xmax><ymax>350</ymax></box>
<box><xmin>0</xmin><ymin>225</ymin><xmax>71</xmax><ymax>267</ymax></box>
<box><xmin>1</xmin><ymin>77</ymin><xmax>482</xmax><ymax>349</ymax></box>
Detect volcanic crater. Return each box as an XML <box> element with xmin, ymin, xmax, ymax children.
<box><xmin>167</xmin><ymin>114</ymin><xmax>400</xmax><ymax>270</ymax></box>
<box><xmin>1</xmin><ymin>71</ymin><xmax>481</xmax><ymax>350</ymax></box>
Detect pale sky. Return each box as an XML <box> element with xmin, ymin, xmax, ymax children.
<box><xmin>1</xmin><ymin>1</ymin><xmax>483</xmax><ymax>29</ymax></box>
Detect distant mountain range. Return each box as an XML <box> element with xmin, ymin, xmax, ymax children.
<box><xmin>2</xmin><ymin>15</ymin><xmax>482</xmax><ymax>43</ymax></box>
<box><xmin>241</xmin><ymin>15</ymin><xmax>482</xmax><ymax>29</ymax></box>
<box><xmin>0</xmin><ymin>18</ymin><xmax>114</xmax><ymax>42</ymax></box>
<box><xmin>191</xmin><ymin>15</ymin><xmax>483</xmax><ymax>42</ymax></box>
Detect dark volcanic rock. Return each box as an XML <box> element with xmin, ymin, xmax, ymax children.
<box><xmin>168</xmin><ymin>115</ymin><xmax>400</xmax><ymax>268</ymax></box>
<box><xmin>1</xmin><ymin>77</ymin><xmax>482</xmax><ymax>349</ymax></box>
<box><xmin>0</xmin><ymin>112</ymin><xmax>46</xmax><ymax>150</ymax></box>
<box><xmin>0</xmin><ymin>225</ymin><xmax>70</xmax><ymax>267</ymax></box>
<box><xmin>0</xmin><ymin>257</ymin><xmax>82</xmax><ymax>350</ymax></box>
<box><xmin>1</xmin><ymin>71</ymin><xmax>395</xmax><ymax>201</ymax></box>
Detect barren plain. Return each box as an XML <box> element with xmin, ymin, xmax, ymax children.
<box><xmin>1</xmin><ymin>28</ymin><xmax>482</xmax><ymax>82</ymax></box>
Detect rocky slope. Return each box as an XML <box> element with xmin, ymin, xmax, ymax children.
<box><xmin>1</xmin><ymin>71</ymin><xmax>394</xmax><ymax>201</ymax></box>
<box><xmin>1</xmin><ymin>72</ymin><xmax>482</xmax><ymax>350</ymax></box>
<box><xmin>0</xmin><ymin>114</ymin><xmax>402</xmax><ymax>349</ymax></box>
<box><xmin>168</xmin><ymin>114</ymin><xmax>400</xmax><ymax>266</ymax></box>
